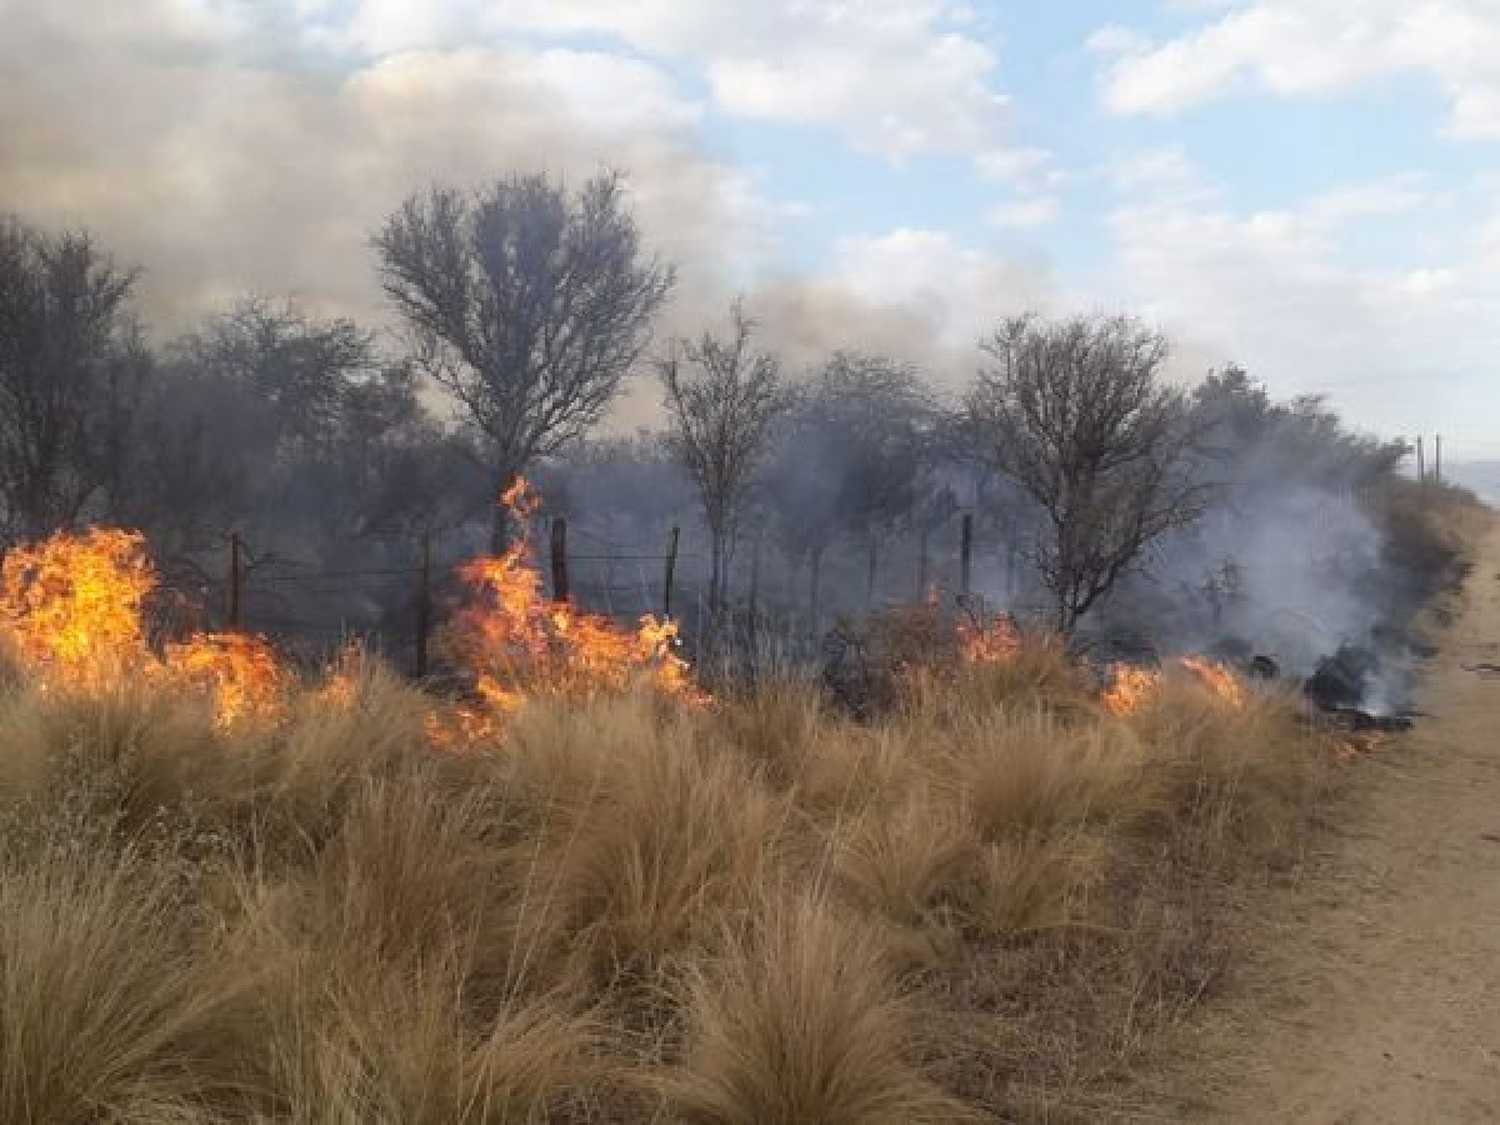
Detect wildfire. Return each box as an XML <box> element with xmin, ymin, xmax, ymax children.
<box><xmin>164</xmin><ymin>631</ymin><xmax>285</xmax><ymax>726</ymax></box>
<box><xmin>1178</xmin><ymin>655</ymin><xmax>1247</xmax><ymax>708</ymax></box>
<box><xmin>1101</xmin><ymin>656</ymin><xmax>1248</xmax><ymax>716</ymax></box>
<box><xmin>441</xmin><ymin>477</ymin><xmax>701</xmax><ymax>724</ymax></box>
<box><xmin>1101</xmin><ymin>664</ymin><xmax>1162</xmax><ymax>716</ymax></box>
<box><xmin>2</xmin><ymin>482</ymin><xmax>702</xmax><ymax>741</ymax></box>
<box><xmin>957</xmin><ymin>614</ymin><xmax>1020</xmax><ymax>664</ymax></box>
<box><xmin>0</xmin><ymin>526</ymin><xmax>285</xmax><ymax>728</ymax></box>
<box><xmin>0</xmin><ymin>528</ymin><xmax>155</xmax><ymax>685</ymax></box>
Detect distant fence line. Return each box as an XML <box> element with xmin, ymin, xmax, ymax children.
<box><xmin>147</xmin><ymin>508</ymin><xmax>995</xmax><ymax>676</ymax></box>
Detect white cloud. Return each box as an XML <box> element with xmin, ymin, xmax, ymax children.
<box><xmin>340</xmin><ymin>0</ymin><xmax>1042</xmax><ymax>174</ymax></box>
<box><xmin>1104</xmin><ymin>174</ymin><xmax>1500</xmax><ymax>442</ymax></box>
<box><xmin>1093</xmin><ymin>1</ymin><xmax>1500</xmax><ymax>140</ymax></box>
<box><xmin>988</xmin><ymin>197</ymin><xmax>1061</xmax><ymax>230</ymax></box>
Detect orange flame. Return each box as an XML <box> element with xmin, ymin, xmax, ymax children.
<box><xmin>440</xmin><ymin>478</ymin><xmax>701</xmax><ymax>731</ymax></box>
<box><xmin>0</xmin><ymin>528</ymin><xmax>155</xmax><ymax>685</ymax></box>
<box><xmin>0</xmin><ymin>527</ymin><xmax>286</xmax><ymax>728</ymax></box>
<box><xmin>1101</xmin><ymin>656</ymin><xmax>1248</xmax><ymax>716</ymax></box>
<box><xmin>957</xmin><ymin>614</ymin><xmax>1020</xmax><ymax>665</ymax></box>
<box><xmin>164</xmin><ymin>631</ymin><xmax>285</xmax><ymax>726</ymax></box>
<box><xmin>1178</xmin><ymin>655</ymin><xmax>1246</xmax><ymax>708</ymax></box>
<box><xmin>1101</xmin><ymin>664</ymin><xmax>1161</xmax><ymax>716</ymax></box>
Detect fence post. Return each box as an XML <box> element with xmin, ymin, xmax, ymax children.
<box><xmin>959</xmin><ymin>512</ymin><xmax>973</xmax><ymax>604</ymax></box>
<box><xmin>549</xmin><ymin>517</ymin><xmax>569</xmax><ymax>603</ymax></box>
<box><xmin>916</xmin><ymin>530</ymin><xmax>925</xmax><ymax>598</ymax></box>
<box><xmin>1435</xmin><ymin>433</ymin><xmax>1442</xmax><ymax>484</ymax></box>
<box><xmin>1416</xmin><ymin>435</ymin><xmax>1426</xmax><ymax>483</ymax></box>
<box><xmin>662</xmin><ymin>525</ymin><xmax>680</xmax><ymax>618</ymax></box>
<box><xmin>226</xmin><ymin>532</ymin><xmax>242</xmax><ymax>631</ymax></box>
<box><xmin>747</xmin><ymin>535</ymin><xmax>762</xmax><ymax>681</ymax></box>
<box><xmin>415</xmin><ymin>532</ymin><xmax>431</xmax><ymax>679</ymax></box>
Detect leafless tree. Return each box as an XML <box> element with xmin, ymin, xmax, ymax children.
<box><xmin>658</xmin><ymin>302</ymin><xmax>791</xmax><ymax>620</ymax></box>
<box><xmin>0</xmin><ymin>216</ymin><xmax>144</xmax><ymax>542</ymax></box>
<box><xmin>375</xmin><ymin>171</ymin><xmax>674</xmax><ymax>552</ymax></box>
<box><xmin>967</xmin><ymin>313</ymin><xmax>1208</xmax><ymax>636</ymax></box>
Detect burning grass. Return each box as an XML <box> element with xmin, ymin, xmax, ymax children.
<box><xmin>0</xmin><ymin>514</ymin><xmax>1357</xmax><ymax>1120</ymax></box>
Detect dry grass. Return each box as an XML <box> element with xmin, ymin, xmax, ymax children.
<box><xmin>662</xmin><ymin>891</ymin><xmax>974</xmax><ymax>1125</ymax></box>
<box><xmin>0</xmin><ymin>633</ymin><xmax>1347</xmax><ymax>1122</ymax></box>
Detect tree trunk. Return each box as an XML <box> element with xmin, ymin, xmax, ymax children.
<box><xmin>709</xmin><ymin>533</ymin><xmax>724</xmax><ymax>618</ymax></box>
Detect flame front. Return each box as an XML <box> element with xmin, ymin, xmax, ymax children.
<box><xmin>0</xmin><ymin>527</ymin><xmax>283</xmax><ymax>728</ymax></box>
<box><xmin>1</xmin><ymin>487</ymin><xmax>698</xmax><ymax>741</ymax></box>
<box><xmin>1101</xmin><ymin>656</ymin><xmax>1247</xmax><ymax>716</ymax></box>
<box><xmin>441</xmin><ymin>478</ymin><xmax>701</xmax><ymax>729</ymax></box>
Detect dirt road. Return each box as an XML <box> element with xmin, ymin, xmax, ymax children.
<box><xmin>1164</xmin><ymin>527</ymin><xmax>1500</xmax><ymax>1122</ymax></box>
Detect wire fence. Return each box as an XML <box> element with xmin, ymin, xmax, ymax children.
<box><xmin>152</xmin><ymin>508</ymin><xmax>1000</xmax><ymax>679</ymax></box>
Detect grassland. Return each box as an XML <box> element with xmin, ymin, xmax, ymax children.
<box><xmin>0</xmin><ymin>632</ymin><xmax>1357</xmax><ymax>1125</ymax></box>
<box><xmin>0</xmin><ymin>476</ymin><xmax>1484</xmax><ymax>1123</ymax></box>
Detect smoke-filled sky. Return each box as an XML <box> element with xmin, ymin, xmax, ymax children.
<box><xmin>5</xmin><ymin>1</ymin><xmax>1500</xmax><ymax>453</ymax></box>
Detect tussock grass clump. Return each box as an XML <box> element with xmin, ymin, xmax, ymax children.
<box><xmin>251</xmin><ymin>954</ymin><xmax>599</xmax><ymax>1125</ymax></box>
<box><xmin>0</xmin><ymin>843</ymin><xmax>253</xmax><ymax>1124</ymax></box>
<box><xmin>504</xmin><ymin>696</ymin><xmax>790</xmax><ymax>990</ymax></box>
<box><xmin>0</xmin><ymin>633</ymin><xmax>1347</xmax><ymax>1121</ymax></box>
<box><xmin>663</xmin><ymin>892</ymin><xmax>973</xmax><ymax>1125</ymax></box>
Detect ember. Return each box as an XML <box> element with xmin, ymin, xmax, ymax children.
<box><xmin>957</xmin><ymin>614</ymin><xmax>1020</xmax><ymax>664</ymax></box>
<box><xmin>1101</xmin><ymin>664</ymin><xmax>1161</xmax><ymax>716</ymax></box>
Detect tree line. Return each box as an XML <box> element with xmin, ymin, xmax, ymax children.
<box><xmin>0</xmin><ymin>173</ymin><xmax>1406</xmax><ymax>642</ymax></box>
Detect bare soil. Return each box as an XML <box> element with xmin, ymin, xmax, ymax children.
<box><xmin>1162</xmin><ymin>528</ymin><xmax>1500</xmax><ymax>1122</ymax></box>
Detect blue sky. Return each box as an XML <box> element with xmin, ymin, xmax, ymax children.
<box><xmin>5</xmin><ymin>0</ymin><xmax>1500</xmax><ymax>454</ymax></box>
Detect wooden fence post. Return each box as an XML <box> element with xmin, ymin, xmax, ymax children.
<box><xmin>917</xmin><ymin>526</ymin><xmax>929</xmax><ymax>598</ymax></box>
<box><xmin>748</xmin><ymin>535</ymin><xmax>761</xmax><ymax>626</ymax></box>
<box><xmin>549</xmin><ymin>517</ymin><xmax>569</xmax><ymax>603</ymax></box>
<box><xmin>959</xmin><ymin>513</ymin><xmax>973</xmax><ymax>603</ymax></box>
<box><xmin>415</xmin><ymin>532</ymin><xmax>431</xmax><ymax>679</ymax></box>
<box><xmin>662</xmin><ymin>525</ymin><xmax>680</xmax><ymax>618</ymax></box>
<box><xmin>226</xmin><ymin>533</ymin><xmax>242</xmax><ymax>631</ymax></box>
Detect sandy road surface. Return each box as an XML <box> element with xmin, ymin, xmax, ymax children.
<box><xmin>1167</xmin><ymin>527</ymin><xmax>1500</xmax><ymax>1123</ymax></box>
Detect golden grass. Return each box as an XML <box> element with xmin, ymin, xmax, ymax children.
<box><xmin>662</xmin><ymin>891</ymin><xmax>974</xmax><ymax>1125</ymax></box>
<box><xmin>0</xmin><ymin>637</ymin><xmax>1344</xmax><ymax>1121</ymax></box>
